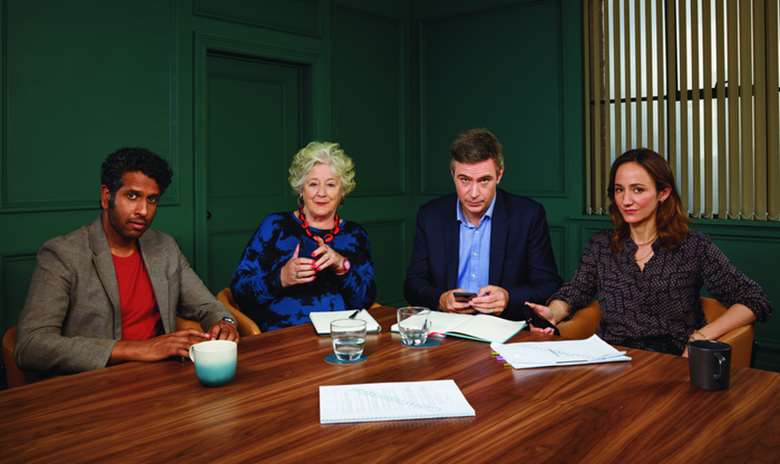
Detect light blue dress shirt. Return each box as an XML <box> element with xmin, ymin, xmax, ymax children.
<box><xmin>456</xmin><ymin>196</ymin><xmax>496</xmax><ymax>293</ymax></box>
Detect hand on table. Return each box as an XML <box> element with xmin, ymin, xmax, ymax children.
<box><xmin>111</xmin><ymin>329</ymin><xmax>211</xmax><ymax>363</ymax></box>
<box><xmin>209</xmin><ymin>320</ymin><xmax>239</xmax><ymax>342</ymax></box>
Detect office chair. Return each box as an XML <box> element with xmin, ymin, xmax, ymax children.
<box><xmin>176</xmin><ymin>288</ymin><xmax>261</xmax><ymax>336</ymax></box>
<box><xmin>3</xmin><ymin>326</ymin><xmax>42</xmax><ymax>388</ymax></box>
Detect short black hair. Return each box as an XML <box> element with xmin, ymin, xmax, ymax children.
<box><xmin>101</xmin><ymin>147</ymin><xmax>173</xmax><ymax>195</ymax></box>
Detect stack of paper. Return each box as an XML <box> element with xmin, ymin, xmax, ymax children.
<box><xmin>390</xmin><ymin>311</ymin><xmax>526</xmax><ymax>343</ymax></box>
<box><xmin>309</xmin><ymin>309</ymin><xmax>381</xmax><ymax>334</ymax></box>
<box><xmin>319</xmin><ymin>380</ymin><xmax>475</xmax><ymax>424</ymax></box>
<box><xmin>490</xmin><ymin>334</ymin><xmax>631</xmax><ymax>369</ymax></box>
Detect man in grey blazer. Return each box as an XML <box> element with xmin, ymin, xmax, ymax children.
<box><xmin>15</xmin><ymin>147</ymin><xmax>238</xmax><ymax>374</ymax></box>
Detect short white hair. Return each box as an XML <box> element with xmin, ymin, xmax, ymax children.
<box><xmin>288</xmin><ymin>141</ymin><xmax>356</xmax><ymax>196</ymax></box>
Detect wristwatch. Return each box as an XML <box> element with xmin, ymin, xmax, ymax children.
<box><xmin>222</xmin><ymin>316</ymin><xmax>237</xmax><ymax>326</ymax></box>
<box><xmin>336</xmin><ymin>258</ymin><xmax>351</xmax><ymax>275</ymax></box>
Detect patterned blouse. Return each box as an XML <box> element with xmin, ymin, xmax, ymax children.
<box><xmin>551</xmin><ymin>230</ymin><xmax>771</xmax><ymax>355</ymax></box>
<box><xmin>231</xmin><ymin>212</ymin><xmax>377</xmax><ymax>331</ymax></box>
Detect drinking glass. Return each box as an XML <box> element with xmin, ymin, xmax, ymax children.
<box><xmin>330</xmin><ymin>319</ymin><xmax>367</xmax><ymax>361</ymax></box>
<box><xmin>397</xmin><ymin>306</ymin><xmax>431</xmax><ymax>346</ymax></box>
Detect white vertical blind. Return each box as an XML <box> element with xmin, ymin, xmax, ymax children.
<box><xmin>584</xmin><ymin>0</ymin><xmax>780</xmax><ymax>221</ymax></box>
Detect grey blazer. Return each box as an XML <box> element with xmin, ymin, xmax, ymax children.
<box><xmin>15</xmin><ymin>218</ymin><xmax>230</xmax><ymax>374</ymax></box>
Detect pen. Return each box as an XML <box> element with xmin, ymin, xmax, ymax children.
<box><xmin>348</xmin><ymin>309</ymin><xmax>361</xmax><ymax>319</ymax></box>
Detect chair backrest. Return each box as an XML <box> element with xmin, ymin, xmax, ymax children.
<box><xmin>3</xmin><ymin>326</ymin><xmax>38</xmax><ymax>388</ymax></box>
<box><xmin>217</xmin><ymin>288</ymin><xmax>261</xmax><ymax>336</ymax></box>
<box><xmin>700</xmin><ymin>297</ymin><xmax>754</xmax><ymax>369</ymax></box>
<box><xmin>557</xmin><ymin>301</ymin><xmax>601</xmax><ymax>340</ymax></box>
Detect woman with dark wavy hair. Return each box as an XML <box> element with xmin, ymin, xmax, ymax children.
<box><xmin>526</xmin><ymin>149</ymin><xmax>771</xmax><ymax>356</ymax></box>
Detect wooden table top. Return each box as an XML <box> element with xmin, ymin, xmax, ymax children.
<box><xmin>1</xmin><ymin>307</ymin><xmax>779</xmax><ymax>463</ymax></box>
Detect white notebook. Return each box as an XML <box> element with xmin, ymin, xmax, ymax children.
<box><xmin>390</xmin><ymin>311</ymin><xmax>526</xmax><ymax>343</ymax></box>
<box><xmin>309</xmin><ymin>309</ymin><xmax>381</xmax><ymax>334</ymax></box>
<box><xmin>319</xmin><ymin>380</ymin><xmax>476</xmax><ymax>424</ymax></box>
<box><xmin>490</xmin><ymin>334</ymin><xmax>632</xmax><ymax>369</ymax></box>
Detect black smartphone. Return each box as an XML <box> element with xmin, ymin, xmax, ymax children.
<box><xmin>453</xmin><ymin>291</ymin><xmax>477</xmax><ymax>302</ymax></box>
<box><xmin>526</xmin><ymin>311</ymin><xmax>560</xmax><ymax>335</ymax></box>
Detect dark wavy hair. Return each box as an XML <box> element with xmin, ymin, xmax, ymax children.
<box><xmin>607</xmin><ymin>148</ymin><xmax>689</xmax><ymax>252</ymax></box>
<box><xmin>100</xmin><ymin>147</ymin><xmax>172</xmax><ymax>207</ymax></box>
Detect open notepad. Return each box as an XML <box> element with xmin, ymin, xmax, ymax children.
<box><xmin>319</xmin><ymin>380</ymin><xmax>475</xmax><ymax>424</ymax></box>
<box><xmin>309</xmin><ymin>309</ymin><xmax>381</xmax><ymax>334</ymax></box>
<box><xmin>490</xmin><ymin>334</ymin><xmax>632</xmax><ymax>369</ymax></box>
<box><xmin>390</xmin><ymin>311</ymin><xmax>526</xmax><ymax>344</ymax></box>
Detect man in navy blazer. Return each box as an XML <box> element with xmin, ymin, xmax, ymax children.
<box><xmin>404</xmin><ymin>129</ymin><xmax>562</xmax><ymax>320</ymax></box>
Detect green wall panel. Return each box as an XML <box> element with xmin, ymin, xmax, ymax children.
<box><xmin>3</xmin><ymin>0</ymin><xmax>179</xmax><ymax>210</ymax></box>
<box><xmin>361</xmin><ymin>220</ymin><xmax>407</xmax><ymax>306</ymax></box>
<box><xmin>333</xmin><ymin>6</ymin><xmax>404</xmax><ymax>196</ymax></box>
<box><xmin>194</xmin><ymin>0</ymin><xmax>321</xmax><ymax>38</ymax></box>
<box><xmin>208</xmin><ymin>64</ymin><xmax>291</xmax><ymax>199</ymax></box>
<box><xmin>0</xmin><ymin>254</ymin><xmax>36</xmax><ymax>329</ymax></box>
<box><xmin>548</xmin><ymin>225</ymin><xmax>566</xmax><ymax>277</ymax></box>
<box><xmin>418</xmin><ymin>0</ymin><xmax>564</xmax><ymax>197</ymax></box>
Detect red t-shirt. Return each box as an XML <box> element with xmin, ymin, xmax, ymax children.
<box><xmin>112</xmin><ymin>251</ymin><xmax>161</xmax><ymax>341</ymax></box>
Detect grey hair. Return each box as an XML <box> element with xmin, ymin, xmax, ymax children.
<box><xmin>288</xmin><ymin>141</ymin><xmax>356</xmax><ymax>196</ymax></box>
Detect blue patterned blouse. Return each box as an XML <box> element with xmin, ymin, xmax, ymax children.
<box><xmin>231</xmin><ymin>212</ymin><xmax>377</xmax><ymax>331</ymax></box>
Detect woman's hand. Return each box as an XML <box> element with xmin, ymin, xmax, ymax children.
<box><xmin>311</xmin><ymin>236</ymin><xmax>348</xmax><ymax>274</ymax></box>
<box><xmin>525</xmin><ymin>301</ymin><xmax>558</xmax><ymax>335</ymax></box>
<box><xmin>280</xmin><ymin>244</ymin><xmax>317</xmax><ymax>287</ymax></box>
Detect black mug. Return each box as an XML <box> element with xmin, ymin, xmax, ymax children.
<box><xmin>688</xmin><ymin>340</ymin><xmax>731</xmax><ymax>390</ymax></box>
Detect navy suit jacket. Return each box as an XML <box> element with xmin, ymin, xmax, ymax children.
<box><xmin>404</xmin><ymin>189</ymin><xmax>562</xmax><ymax>321</ymax></box>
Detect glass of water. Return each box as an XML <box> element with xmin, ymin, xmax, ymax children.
<box><xmin>397</xmin><ymin>306</ymin><xmax>431</xmax><ymax>346</ymax></box>
<box><xmin>330</xmin><ymin>319</ymin><xmax>367</xmax><ymax>361</ymax></box>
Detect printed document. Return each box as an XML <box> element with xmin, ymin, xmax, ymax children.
<box><xmin>490</xmin><ymin>334</ymin><xmax>631</xmax><ymax>369</ymax></box>
<box><xmin>319</xmin><ymin>380</ymin><xmax>475</xmax><ymax>424</ymax></box>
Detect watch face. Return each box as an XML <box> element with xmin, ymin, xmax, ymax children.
<box><xmin>223</xmin><ymin>316</ymin><xmax>236</xmax><ymax>325</ymax></box>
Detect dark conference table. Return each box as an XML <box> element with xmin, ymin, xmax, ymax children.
<box><xmin>1</xmin><ymin>307</ymin><xmax>779</xmax><ymax>463</ymax></box>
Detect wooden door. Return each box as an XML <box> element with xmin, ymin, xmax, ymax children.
<box><xmin>204</xmin><ymin>53</ymin><xmax>303</xmax><ymax>292</ymax></box>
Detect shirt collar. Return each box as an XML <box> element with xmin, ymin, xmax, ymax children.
<box><xmin>456</xmin><ymin>194</ymin><xmax>497</xmax><ymax>226</ymax></box>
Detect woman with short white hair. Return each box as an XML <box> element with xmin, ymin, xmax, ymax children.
<box><xmin>231</xmin><ymin>141</ymin><xmax>376</xmax><ymax>331</ymax></box>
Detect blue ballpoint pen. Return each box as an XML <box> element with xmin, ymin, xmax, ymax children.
<box><xmin>348</xmin><ymin>309</ymin><xmax>361</xmax><ymax>319</ymax></box>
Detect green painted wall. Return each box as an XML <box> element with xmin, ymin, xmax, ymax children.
<box><xmin>0</xmin><ymin>0</ymin><xmax>777</xmax><ymax>383</ymax></box>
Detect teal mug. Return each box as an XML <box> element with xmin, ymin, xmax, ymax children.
<box><xmin>189</xmin><ymin>340</ymin><xmax>237</xmax><ymax>387</ymax></box>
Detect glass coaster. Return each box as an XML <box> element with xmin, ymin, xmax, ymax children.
<box><xmin>402</xmin><ymin>338</ymin><xmax>441</xmax><ymax>349</ymax></box>
<box><xmin>324</xmin><ymin>353</ymin><xmax>368</xmax><ymax>365</ymax></box>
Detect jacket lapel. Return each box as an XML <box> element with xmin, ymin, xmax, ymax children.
<box><xmin>444</xmin><ymin>199</ymin><xmax>460</xmax><ymax>289</ymax></box>
<box><xmin>489</xmin><ymin>190</ymin><xmax>508</xmax><ymax>284</ymax></box>
<box><xmin>139</xmin><ymin>232</ymin><xmax>171</xmax><ymax>334</ymax></box>
<box><xmin>88</xmin><ymin>218</ymin><xmax>122</xmax><ymax>338</ymax></box>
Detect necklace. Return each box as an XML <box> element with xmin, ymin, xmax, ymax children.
<box><xmin>632</xmin><ymin>233</ymin><xmax>658</xmax><ymax>246</ymax></box>
<box><xmin>634</xmin><ymin>248</ymin><xmax>654</xmax><ymax>263</ymax></box>
<box><xmin>297</xmin><ymin>207</ymin><xmax>341</xmax><ymax>243</ymax></box>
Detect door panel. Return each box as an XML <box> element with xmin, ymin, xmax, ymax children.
<box><xmin>206</xmin><ymin>54</ymin><xmax>302</xmax><ymax>292</ymax></box>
